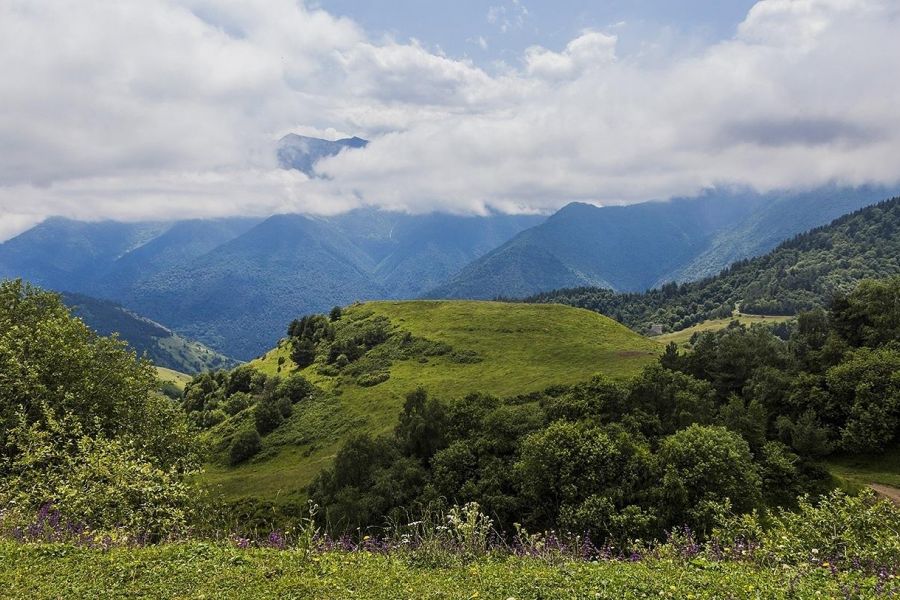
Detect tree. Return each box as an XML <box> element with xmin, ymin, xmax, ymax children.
<box><xmin>658</xmin><ymin>425</ymin><xmax>761</xmax><ymax>533</ymax></box>
<box><xmin>827</xmin><ymin>347</ymin><xmax>900</xmax><ymax>453</ymax></box>
<box><xmin>394</xmin><ymin>388</ymin><xmax>447</xmax><ymax>461</ymax></box>
<box><xmin>0</xmin><ymin>279</ymin><xmax>199</xmax><ymax>531</ymax></box>
<box><xmin>329</xmin><ymin>306</ymin><xmax>343</xmax><ymax>322</ymax></box>
<box><xmin>718</xmin><ymin>395</ymin><xmax>767</xmax><ymax>451</ymax></box>
<box><xmin>831</xmin><ymin>277</ymin><xmax>900</xmax><ymax>348</ymax></box>
<box><xmin>543</xmin><ymin>375</ymin><xmax>628</xmax><ymax>425</ymax></box>
<box><xmin>276</xmin><ymin>374</ymin><xmax>314</xmax><ymax>404</ymax></box>
<box><xmin>627</xmin><ymin>365</ymin><xmax>716</xmax><ymax>435</ymax></box>
<box><xmin>515</xmin><ymin>421</ymin><xmax>651</xmax><ymax>527</ymax></box>
<box><xmin>254</xmin><ymin>396</ymin><xmax>284</xmax><ymax>434</ymax></box>
<box><xmin>290</xmin><ymin>337</ymin><xmax>316</xmax><ymax>368</ymax></box>
<box><xmin>229</xmin><ymin>427</ymin><xmax>262</xmax><ymax>465</ymax></box>
<box><xmin>0</xmin><ymin>280</ymin><xmax>196</xmax><ymax>471</ymax></box>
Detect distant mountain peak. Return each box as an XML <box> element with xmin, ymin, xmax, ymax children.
<box><xmin>276</xmin><ymin>133</ymin><xmax>369</xmax><ymax>176</ymax></box>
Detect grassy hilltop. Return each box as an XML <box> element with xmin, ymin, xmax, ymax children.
<box><xmin>200</xmin><ymin>300</ymin><xmax>660</xmax><ymax>501</ymax></box>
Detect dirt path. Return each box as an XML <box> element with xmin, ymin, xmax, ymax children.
<box><xmin>870</xmin><ymin>484</ymin><xmax>900</xmax><ymax>504</ymax></box>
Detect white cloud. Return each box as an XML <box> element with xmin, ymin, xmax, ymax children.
<box><xmin>1</xmin><ymin>0</ymin><xmax>900</xmax><ymax>239</ymax></box>
<box><xmin>525</xmin><ymin>31</ymin><xmax>617</xmax><ymax>80</ymax></box>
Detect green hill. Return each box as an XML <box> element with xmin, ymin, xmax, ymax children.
<box><xmin>527</xmin><ymin>195</ymin><xmax>900</xmax><ymax>334</ymax></box>
<box><xmin>199</xmin><ymin>301</ymin><xmax>660</xmax><ymax>501</ymax></box>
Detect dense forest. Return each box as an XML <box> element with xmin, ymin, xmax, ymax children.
<box><xmin>526</xmin><ymin>196</ymin><xmax>900</xmax><ymax>333</ymax></box>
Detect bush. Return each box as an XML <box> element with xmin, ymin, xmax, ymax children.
<box><xmin>357</xmin><ymin>372</ymin><xmax>390</xmax><ymax>387</ymax></box>
<box><xmin>276</xmin><ymin>375</ymin><xmax>314</xmax><ymax>404</ymax></box>
<box><xmin>229</xmin><ymin>428</ymin><xmax>262</xmax><ymax>465</ymax></box>
<box><xmin>714</xmin><ymin>489</ymin><xmax>900</xmax><ymax>572</ymax></box>
<box><xmin>290</xmin><ymin>338</ymin><xmax>317</xmax><ymax>369</ymax></box>
<box><xmin>224</xmin><ymin>392</ymin><xmax>252</xmax><ymax>416</ymax></box>
<box><xmin>0</xmin><ymin>409</ymin><xmax>197</xmax><ymax>537</ymax></box>
<box><xmin>254</xmin><ymin>398</ymin><xmax>284</xmax><ymax>435</ymax></box>
<box><xmin>658</xmin><ymin>425</ymin><xmax>761</xmax><ymax>533</ymax></box>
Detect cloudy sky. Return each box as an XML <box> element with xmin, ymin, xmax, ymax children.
<box><xmin>1</xmin><ymin>0</ymin><xmax>899</xmax><ymax>240</ymax></box>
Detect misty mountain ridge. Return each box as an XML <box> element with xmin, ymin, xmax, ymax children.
<box><xmin>277</xmin><ymin>133</ymin><xmax>368</xmax><ymax>176</ymax></box>
<box><xmin>2</xmin><ymin>181</ymin><xmax>898</xmax><ymax>361</ymax></box>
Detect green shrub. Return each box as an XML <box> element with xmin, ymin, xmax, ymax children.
<box><xmin>276</xmin><ymin>375</ymin><xmax>315</xmax><ymax>404</ymax></box>
<box><xmin>658</xmin><ymin>425</ymin><xmax>762</xmax><ymax>534</ymax></box>
<box><xmin>357</xmin><ymin>372</ymin><xmax>390</xmax><ymax>387</ymax></box>
<box><xmin>714</xmin><ymin>489</ymin><xmax>900</xmax><ymax>571</ymax></box>
<box><xmin>0</xmin><ymin>409</ymin><xmax>197</xmax><ymax>537</ymax></box>
<box><xmin>224</xmin><ymin>392</ymin><xmax>252</xmax><ymax>416</ymax></box>
<box><xmin>254</xmin><ymin>398</ymin><xmax>283</xmax><ymax>435</ymax></box>
<box><xmin>290</xmin><ymin>338</ymin><xmax>317</xmax><ymax>368</ymax></box>
<box><xmin>229</xmin><ymin>428</ymin><xmax>262</xmax><ymax>465</ymax></box>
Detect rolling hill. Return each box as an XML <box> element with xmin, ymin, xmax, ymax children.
<box><xmin>199</xmin><ymin>300</ymin><xmax>661</xmax><ymax>501</ymax></box>
<box><xmin>62</xmin><ymin>292</ymin><xmax>238</xmax><ymax>374</ymax></box>
<box><xmin>428</xmin><ymin>185</ymin><xmax>899</xmax><ymax>299</ymax></box>
<box><xmin>527</xmin><ymin>195</ymin><xmax>900</xmax><ymax>333</ymax></box>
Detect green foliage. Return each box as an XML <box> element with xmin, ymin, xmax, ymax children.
<box><xmin>329</xmin><ymin>306</ymin><xmax>342</xmax><ymax>322</ymax></box>
<box><xmin>309</xmin><ymin>434</ymin><xmax>424</xmax><ymax>531</ymax></box>
<box><xmin>827</xmin><ymin>347</ymin><xmax>900</xmax><ymax>453</ymax></box>
<box><xmin>831</xmin><ymin>277</ymin><xmax>900</xmax><ymax>347</ymax></box>
<box><xmin>0</xmin><ymin>280</ymin><xmax>202</xmax><ymax>534</ymax></box>
<box><xmin>290</xmin><ymin>338</ymin><xmax>316</xmax><ymax>368</ymax></box>
<box><xmin>658</xmin><ymin>425</ymin><xmax>761</xmax><ymax>533</ymax></box>
<box><xmin>0</xmin><ymin>408</ymin><xmax>196</xmax><ymax>537</ymax></box>
<box><xmin>715</xmin><ymin>489</ymin><xmax>900</xmax><ymax>571</ymax></box>
<box><xmin>229</xmin><ymin>428</ymin><xmax>262</xmax><ymax>466</ymax></box>
<box><xmin>0</xmin><ymin>280</ymin><xmax>199</xmax><ymax>472</ymax></box>
<box><xmin>254</xmin><ymin>397</ymin><xmax>285</xmax><ymax>435</ymax></box>
<box><xmin>395</xmin><ymin>388</ymin><xmax>447</xmax><ymax>461</ymax></box>
<box><xmin>516</xmin><ymin>422</ymin><xmax>653</xmax><ymax>537</ymax></box>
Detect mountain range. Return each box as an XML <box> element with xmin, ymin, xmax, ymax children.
<box><xmin>2</xmin><ymin>134</ymin><xmax>897</xmax><ymax>362</ymax></box>
<box><xmin>527</xmin><ymin>194</ymin><xmax>900</xmax><ymax>333</ymax></box>
<box><xmin>427</xmin><ymin>184</ymin><xmax>900</xmax><ymax>299</ymax></box>
<box><xmin>0</xmin><ymin>211</ymin><xmax>542</xmax><ymax>359</ymax></box>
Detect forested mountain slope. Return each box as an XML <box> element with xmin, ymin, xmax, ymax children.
<box><xmin>527</xmin><ymin>196</ymin><xmax>900</xmax><ymax>333</ymax></box>
<box><xmin>194</xmin><ymin>300</ymin><xmax>660</xmax><ymax>500</ymax></box>
<box><xmin>0</xmin><ymin>212</ymin><xmax>542</xmax><ymax>359</ymax></box>
<box><xmin>61</xmin><ymin>292</ymin><xmax>237</xmax><ymax>374</ymax></box>
<box><xmin>429</xmin><ymin>185</ymin><xmax>897</xmax><ymax>299</ymax></box>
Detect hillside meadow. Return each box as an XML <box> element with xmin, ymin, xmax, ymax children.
<box><xmin>201</xmin><ymin>301</ymin><xmax>660</xmax><ymax>501</ymax></box>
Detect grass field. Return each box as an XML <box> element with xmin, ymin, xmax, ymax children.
<box><xmin>654</xmin><ymin>314</ymin><xmax>794</xmax><ymax>348</ymax></box>
<box><xmin>154</xmin><ymin>366</ymin><xmax>192</xmax><ymax>391</ymax></box>
<box><xmin>200</xmin><ymin>301</ymin><xmax>661</xmax><ymax>501</ymax></box>
<box><xmin>0</xmin><ymin>542</ymin><xmax>883</xmax><ymax>599</ymax></box>
<box><xmin>827</xmin><ymin>446</ymin><xmax>900</xmax><ymax>491</ymax></box>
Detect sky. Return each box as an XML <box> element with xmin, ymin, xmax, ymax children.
<box><xmin>1</xmin><ymin>0</ymin><xmax>899</xmax><ymax>240</ymax></box>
